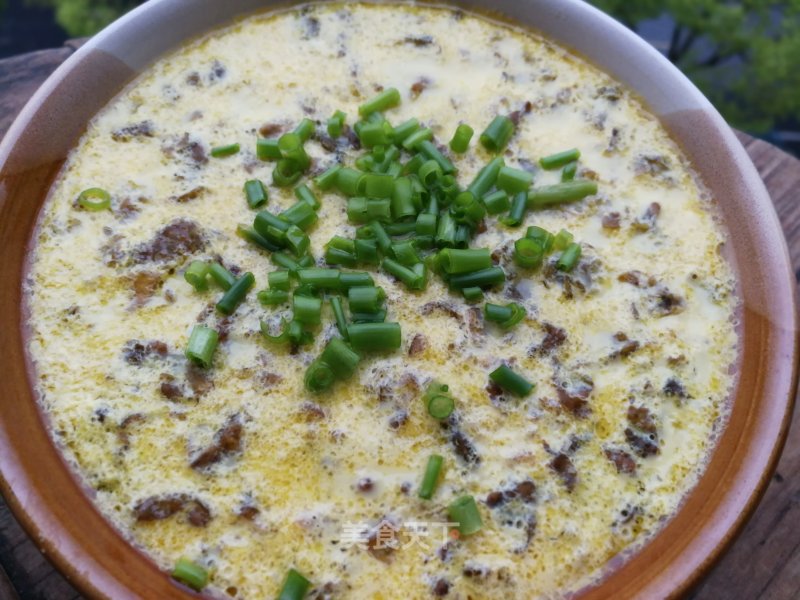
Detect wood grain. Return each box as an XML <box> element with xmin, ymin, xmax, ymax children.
<box><xmin>0</xmin><ymin>44</ymin><xmax>797</xmax><ymax>600</ymax></box>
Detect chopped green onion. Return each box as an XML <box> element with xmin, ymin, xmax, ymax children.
<box><xmin>351</xmin><ymin>309</ymin><xmax>387</xmax><ymax>323</ymax></box>
<box><xmin>256</xmin><ymin>138</ymin><xmax>281</xmax><ymax>160</ymax></box>
<box><xmin>462</xmin><ymin>286</ymin><xmax>484</xmax><ymax>304</ymax></box>
<box><xmin>278</xmin><ymin>569</ymin><xmax>312</xmax><ymax>600</ymax></box>
<box><xmin>347</xmin><ymin>197</ymin><xmax>392</xmax><ymax>224</ymax></box>
<box><xmin>210</xmin><ymin>143</ymin><xmax>240</xmax><ymax>158</ymax></box>
<box><xmin>527</xmin><ymin>181</ymin><xmax>598</xmax><ymax>209</ymax></box>
<box><xmin>489</xmin><ymin>364</ymin><xmax>534</xmax><ymax>397</ymax></box>
<box><xmin>502</xmin><ymin>191</ymin><xmax>528</xmax><ymax>227</ymax></box>
<box><xmin>217</xmin><ymin>272</ymin><xmax>255</xmax><ymax>315</ymax></box>
<box><xmin>277</xmin><ymin>133</ymin><xmax>309</xmax><ymax>167</ymax></box>
<box><xmin>391</xmin><ymin>240</ymin><xmax>421</xmax><ymax>266</ymax></box>
<box><xmin>347</xmin><ymin>322</ymin><xmax>401</xmax><ymax>351</ymax></box>
<box><xmin>271</xmin><ymin>252</ymin><xmax>302</xmax><ymax>273</ymax></box>
<box><xmin>451</xmin><ymin>191</ymin><xmax>486</xmax><ymax>228</ymax></box>
<box><xmin>392</xmin><ymin>118</ymin><xmax>420</xmax><ymax>144</ymax></box>
<box><xmin>261</xmin><ymin>318</ymin><xmax>311</xmax><ymax>346</ymax></box>
<box><xmin>562</xmin><ymin>161</ymin><xmax>578</xmax><ymax>182</ymax></box>
<box><xmin>330</xmin><ymin>296</ymin><xmax>349</xmax><ymax>339</ymax></box>
<box><xmin>435</xmin><ymin>211</ymin><xmax>456</xmax><ymax>248</ymax></box>
<box><xmin>449</xmin><ymin>123</ymin><xmax>474</xmax><ymax>153</ymax></box>
<box><xmin>298</xmin><ymin>268</ymin><xmax>341</xmax><ymax>291</ymax></box>
<box><xmin>258</xmin><ymin>289</ymin><xmax>289</xmax><ymax>306</ymax></box>
<box><xmin>526</xmin><ymin>226</ymin><xmax>555</xmax><ymax>253</ymax></box>
<box><xmin>418</xmin><ymin>139</ymin><xmax>455</xmax><ymax>175</ymax></box>
<box><xmin>327</xmin><ymin>110</ymin><xmax>346</xmax><ymax>138</ymax></box>
<box><xmin>184</xmin><ymin>261</ymin><xmax>209</xmax><ymax>292</ymax></box>
<box><xmin>185</xmin><ymin>325</ymin><xmax>219</xmax><ymax>369</ymax></box>
<box><xmin>336</xmin><ymin>167</ymin><xmax>364</xmax><ymax>196</ymax></box>
<box><xmin>416</xmin><ymin>213</ymin><xmax>437</xmax><ymax>236</ymax></box>
<box><xmin>427</xmin><ymin>393</ymin><xmax>455</xmax><ymax>420</ymax></box>
<box><xmin>448</xmin><ymin>495</ymin><xmax>483</xmax><ymax>536</ymax></box>
<box><xmin>385</xmin><ymin>221</ymin><xmax>417</xmax><ymax>236</ymax></box>
<box><xmin>77</xmin><ymin>187</ymin><xmax>111</xmax><ymax>211</ymax></box>
<box><xmin>243</xmin><ymin>179</ymin><xmax>268</xmax><ymax>209</ymax></box>
<box><xmin>325</xmin><ymin>247</ymin><xmax>358</xmax><ymax>268</ymax></box>
<box><xmin>355</xmin><ymin>238</ymin><xmax>380</xmax><ymax>264</ymax></box>
<box><xmin>348</xmin><ymin>286</ymin><xmax>385</xmax><ymax>314</ymax></box>
<box><xmin>340</xmin><ymin>272</ymin><xmax>375</xmax><ymax>289</ymax></box>
<box><xmin>293</xmin><ymin>294</ymin><xmax>322</xmax><ymax>325</ymax></box>
<box><xmin>369</xmin><ymin>221</ymin><xmax>393</xmax><ymax>255</ymax></box>
<box><xmin>359</xmin><ymin>87</ymin><xmax>401</xmax><ymax>116</ymax></box>
<box><xmin>268</xmin><ymin>270</ymin><xmax>291</xmax><ymax>291</ymax></box>
<box><xmin>358</xmin><ymin>121</ymin><xmax>393</xmax><ymax>147</ymax></box>
<box><xmin>382</xmin><ymin>258</ymin><xmax>426</xmax><ymax>290</ymax></box>
<box><xmin>172</xmin><ymin>558</ymin><xmax>208</xmax><ymax>592</ymax></box>
<box><xmin>391</xmin><ymin>177</ymin><xmax>416</xmax><ymax>220</ymax></box>
<box><xmin>448</xmin><ymin>266</ymin><xmax>505</xmax><ymax>290</ymax></box>
<box><xmin>363</xmin><ymin>173</ymin><xmax>395</xmax><ymax>198</ymax></box>
<box><xmin>418</xmin><ymin>454</ymin><xmax>444</xmax><ymax>500</ymax></box>
<box><xmin>497</xmin><ymin>166</ymin><xmax>534</xmax><ymax>194</ymax></box>
<box><xmin>208</xmin><ymin>263</ymin><xmax>236</xmax><ymax>290</ymax></box>
<box><xmin>540</xmin><ymin>148</ymin><xmax>581</xmax><ymax>170</ymax></box>
<box><xmin>482</xmin><ymin>190</ymin><xmax>511</xmax><ymax>215</ymax></box>
<box><xmin>293</xmin><ymin>118</ymin><xmax>315</xmax><ymax>142</ymax></box>
<box><xmin>305</xmin><ymin>360</ymin><xmax>335</xmax><ymax>392</ymax></box>
<box><xmin>402</xmin><ymin>127</ymin><xmax>433</xmax><ymax>151</ymax></box>
<box><xmin>281</xmin><ymin>201</ymin><xmax>318</xmax><ymax>231</ymax></box>
<box><xmin>553</xmin><ymin>229</ymin><xmax>574</xmax><ymax>251</ymax></box>
<box><xmin>284</xmin><ymin>224</ymin><xmax>310</xmax><ymax>256</ymax></box>
<box><xmin>438</xmin><ymin>248</ymin><xmax>492</xmax><ymax>275</ymax></box>
<box><xmin>557</xmin><ymin>242</ymin><xmax>582</xmax><ymax>272</ymax></box>
<box><xmin>467</xmin><ymin>157</ymin><xmax>505</xmax><ymax>198</ymax></box>
<box><xmin>273</xmin><ymin>158</ymin><xmax>303</xmax><ymax>187</ymax></box>
<box><xmin>484</xmin><ymin>302</ymin><xmax>526</xmax><ymax>329</ymax></box>
<box><xmin>454</xmin><ymin>225</ymin><xmax>471</xmax><ymax>248</ymax></box>
<box><xmin>479</xmin><ymin>115</ymin><xmax>515</xmax><ymax>153</ymax></box>
<box><xmin>294</xmin><ymin>184</ymin><xmax>320</xmax><ymax>209</ymax></box>
<box><xmin>418</xmin><ymin>159</ymin><xmax>443</xmax><ymax>187</ymax></box>
<box><xmin>320</xmin><ymin>337</ymin><xmax>361</xmax><ymax>380</ymax></box>
<box><xmin>403</xmin><ymin>153</ymin><xmax>426</xmax><ymax>175</ymax></box>
<box><xmin>514</xmin><ymin>238</ymin><xmax>544</xmax><ymax>268</ymax></box>
<box><xmin>314</xmin><ymin>164</ymin><xmax>342</xmax><ymax>190</ymax></box>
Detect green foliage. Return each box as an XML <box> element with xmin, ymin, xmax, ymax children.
<box><xmin>27</xmin><ymin>0</ymin><xmax>142</xmax><ymax>38</ymax></box>
<box><xmin>590</xmin><ymin>0</ymin><xmax>800</xmax><ymax>132</ymax></box>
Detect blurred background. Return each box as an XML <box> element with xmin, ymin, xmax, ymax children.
<box><xmin>0</xmin><ymin>0</ymin><xmax>797</xmax><ymax>156</ymax></box>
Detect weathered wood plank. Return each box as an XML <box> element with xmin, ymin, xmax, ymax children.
<box><xmin>0</xmin><ymin>47</ymin><xmax>797</xmax><ymax>600</ymax></box>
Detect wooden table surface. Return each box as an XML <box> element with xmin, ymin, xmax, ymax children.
<box><xmin>0</xmin><ymin>42</ymin><xmax>798</xmax><ymax>600</ymax></box>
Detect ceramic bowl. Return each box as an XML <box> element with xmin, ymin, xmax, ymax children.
<box><xmin>0</xmin><ymin>1</ymin><xmax>796</xmax><ymax>598</ymax></box>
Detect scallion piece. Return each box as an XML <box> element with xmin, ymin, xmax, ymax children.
<box><xmin>448</xmin><ymin>495</ymin><xmax>483</xmax><ymax>536</ymax></box>
<box><xmin>314</xmin><ymin>164</ymin><xmax>342</xmax><ymax>190</ymax></box>
<box><xmin>482</xmin><ymin>190</ymin><xmax>510</xmax><ymax>215</ymax></box>
<box><xmin>320</xmin><ymin>337</ymin><xmax>361</xmax><ymax>380</ymax></box>
<box><xmin>501</xmin><ymin>191</ymin><xmax>528</xmax><ymax>228</ymax></box>
<box><xmin>298</xmin><ymin>268</ymin><xmax>341</xmax><ymax>291</ymax></box>
<box><xmin>448</xmin><ymin>266</ymin><xmax>505</xmax><ymax>290</ymax></box>
<box><xmin>435</xmin><ymin>211</ymin><xmax>456</xmax><ymax>248</ymax></box>
<box><xmin>185</xmin><ymin>325</ymin><xmax>218</xmax><ymax>369</ymax></box>
<box><xmin>427</xmin><ymin>393</ymin><xmax>455</xmax><ymax>420</ymax></box>
<box><xmin>340</xmin><ymin>272</ymin><xmax>375</xmax><ymax>289</ymax></box>
<box><xmin>327</xmin><ymin>110</ymin><xmax>346</xmax><ymax>138</ymax></box>
<box><xmin>358</xmin><ymin>121</ymin><xmax>393</xmax><ymax>148</ymax></box>
<box><xmin>305</xmin><ymin>360</ymin><xmax>335</xmax><ymax>392</ymax></box>
<box><xmin>257</xmin><ymin>138</ymin><xmax>281</xmax><ymax>161</ymax></box>
<box><xmin>271</xmin><ymin>252</ymin><xmax>301</xmax><ymax>273</ymax></box>
<box><xmin>416</xmin><ymin>213</ymin><xmax>437</xmax><ymax>236</ymax></box>
<box><xmin>514</xmin><ymin>238</ymin><xmax>544</xmax><ymax>268</ymax></box>
<box><xmin>369</xmin><ymin>221</ymin><xmax>393</xmax><ymax>255</ymax></box>
<box><xmin>273</xmin><ymin>158</ymin><xmax>303</xmax><ymax>187</ymax></box>
<box><xmin>294</xmin><ymin>183</ymin><xmax>320</xmax><ymax>209</ymax></box>
<box><xmin>291</xmin><ymin>117</ymin><xmax>314</xmax><ymax>142</ymax></box>
<box><xmin>401</xmin><ymin>127</ymin><xmax>433</xmax><ymax>151</ymax></box>
<box><xmin>208</xmin><ymin>263</ymin><xmax>236</xmax><ymax>290</ymax></box>
<box><xmin>278</xmin><ymin>132</ymin><xmax>309</xmax><ymax>167</ymax></box>
<box><xmin>284</xmin><ymin>224</ymin><xmax>310</xmax><ymax>256</ymax></box>
<box><xmin>281</xmin><ymin>201</ymin><xmax>318</xmax><ymax>231</ymax></box>
<box><xmin>351</xmin><ymin>309</ymin><xmax>387</xmax><ymax>323</ymax></box>
<box><xmin>391</xmin><ymin>177</ymin><xmax>416</xmax><ymax>220</ymax></box>
<box><xmin>382</xmin><ymin>258</ymin><xmax>426</xmax><ymax>290</ymax></box>
<box><xmin>467</xmin><ymin>157</ymin><xmax>505</xmax><ymax>198</ymax></box>
<box><xmin>561</xmin><ymin>160</ymin><xmax>578</xmax><ymax>182</ymax></box>
<box><xmin>418</xmin><ymin>159</ymin><xmax>443</xmax><ymax>187</ymax></box>
<box><xmin>527</xmin><ymin>181</ymin><xmax>598</xmax><ymax>209</ymax></box>
<box><xmin>348</xmin><ymin>286</ymin><xmax>385</xmax><ymax>314</ymax></box>
<box><xmin>489</xmin><ymin>364</ymin><xmax>534</xmax><ymax>397</ymax></box>
<box><xmin>526</xmin><ymin>226</ymin><xmax>555</xmax><ymax>253</ymax></box>
<box><xmin>385</xmin><ymin>221</ymin><xmax>417</xmax><ymax>236</ymax></box>
<box><xmin>216</xmin><ymin>272</ymin><xmax>255</xmax><ymax>315</ymax></box>
<box><xmin>172</xmin><ymin>558</ymin><xmax>208</xmax><ymax>592</ymax></box>
<box><xmin>363</xmin><ymin>173</ymin><xmax>395</xmax><ymax>198</ymax></box>
<box><xmin>210</xmin><ymin>143</ymin><xmax>240</xmax><ymax>158</ymax></box>
<box><xmin>261</xmin><ymin>318</ymin><xmax>311</xmax><ymax>346</ymax></box>
<box><xmin>347</xmin><ymin>322</ymin><xmax>401</xmax><ymax>351</ymax></box>
<box><xmin>418</xmin><ymin>139</ymin><xmax>455</xmax><ymax>175</ymax></box>
<box><xmin>184</xmin><ymin>261</ymin><xmax>209</xmax><ymax>292</ymax></box>
<box><xmin>392</xmin><ymin>118</ymin><xmax>420</xmax><ymax>145</ymax></box>
<box><xmin>497</xmin><ymin>166</ymin><xmax>534</xmax><ymax>194</ymax></box>
<box><xmin>557</xmin><ymin>242</ymin><xmax>582</xmax><ymax>272</ymax></box>
<box><xmin>244</xmin><ymin>179</ymin><xmax>268</xmax><ymax>209</ymax></box>
<box><xmin>462</xmin><ymin>286</ymin><xmax>483</xmax><ymax>304</ymax></box>
<box><xmin>391</xmin><ymin>240</ymin><xmax>421</xmax><ymax>266</ymax></box>
<box><xmin>438</xmin><ymin>248</ymin><xmax>492</xmax><ymax>275</ymax></box>
<box><xmin>403</xmin><ymin>153</ymin><xmax>426</xmax><ymax>175</ymax></box>
<box><xmin>540</xmin><ymin>148</ymin><xmax>581</xmax><ymax>170</ymax></box>
<box><xmin>293</xmin><ymin>294</ymin><xmax>322</xmax><ymax>325</ymax></box>
<box><xmin>258</xmin><ymin>289</ymin><xmax>289</xmax><ymax>306</ymax></box>
<box><xmin>449</xmin><ymin>123</ymin><xmax>474</xmax><ymax>154</ymax></box>
<box><xmin>484</xmin><ymin>302</ymin><xmax>526</xmax><ymax>329</ymax></box>
<box><xmin>325</xmin><ymin>246</ymin><xmax>357</xmax><ymax>268</ymax></box>
<box><xmin>355</xmin><ymin>238</ymin><xmax>380</xmax><ymax>264</ymax></box>
<box><xmin>336</xmin><ymin>167</ymin><xmax>364</xmax><ymax>197</ymax></box>
<box><xmin>418</xmin><ymin>454</ymin><xmax>444</xmax><ymax>500</ymax></box>
<box><xmin>359</xmin><ymin>87</ymin><xmax>401</xmax><ymax>116</ymax></box>
<box><xmin>268</xmin><ymin>270</ymin><xmax>291</xmax><ymax>291</ymax></box>
<box><xmin>479</xmin><ymin>115</ymin><xmax>515</xmax><ymax>153</ymax></box>
<box><xmin>77</xmin><ymin>187</ymin><xmax>111</xmax><ymax>211</ymax></box>
<box><xmin>553</xmin><ymin>229</ymin><xmax>574</xmax><ymax>251</ymax></box>
<box><xmin>330</xmin><ymin>296</ymin><xmax>349</xmax><ymax>339</ymax></box>
<box><xmin>451</xmin><ymin>191</ymin><xmax>486</xmax><ymax>228</ymax></box>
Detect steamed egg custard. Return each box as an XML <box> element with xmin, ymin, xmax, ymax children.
<box><xmin>26</xmin><ymin>3</ymin><xmax>739</xmax><ymax>599</ymax></box>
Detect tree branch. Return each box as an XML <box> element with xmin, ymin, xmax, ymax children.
<box><xmin>667</xmin><ymin>24</ymin><xmax>684</xmax><ymax>62</ymax></box>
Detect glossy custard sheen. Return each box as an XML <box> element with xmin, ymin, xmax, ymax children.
<box><xmin>26</xmin><ymin>3</ymin><xmax>739</xmax><ymax>599</ymax></box>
